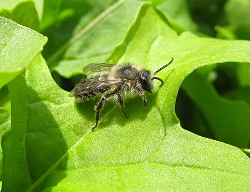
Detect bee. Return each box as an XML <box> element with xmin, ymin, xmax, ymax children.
<box><xmin>70</xmin><ymin>58</ymin><xmax>174</xmax><ymax>130</ymax></box>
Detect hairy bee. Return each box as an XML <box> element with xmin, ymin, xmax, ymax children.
<box><xmin>70</xmin><ymin>58</ymin><xmax>174</xmax><ymax>130</ymax></box>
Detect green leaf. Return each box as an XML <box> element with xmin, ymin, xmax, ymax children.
<box><xmin>0</xmin><ymin>86</ymin><xmax>10</xmax><ymax>110</ymax></box>
<box><xmin>225</xmin><ymin>0</ymin><xmax>250</xmax><ymax>40</ymax></box>
<box><xmin>0</xmin><ymin>107</ymin><xmax>10</xmax><ymax>180</ymax></box>
<box><xmin>156</xmin><ymin>0</ymin><xmax>197</xmax><ymax>32</ymax></box>
<box><xmin>3</xmin><ymin>74</ymin><xmax>31</xmax><ymax>191</ymax></box>
<box><xmin>236</xmin><ymin>63</ymin><xmax>250</xmax><ymax>87</ymax></box>
<box><xmin>0</xmin><ymin>0</ymin><xmax>23</xmax><ymax>10</ymax></box>
<box><xmin>0</xmin><ymin>16</ymin><xmax>47</xmax><ymax>89</ymax></box>
<box><xmin>216</xmin><ymin>0</ymin><xmax>250</xmax><ymax>40</ymax></box>
<box><xmin>242</xmin><ymin>148</ymin><xmax>250</xmax><ymax>158</ymax></box>
<box><xmin>0</xmin><ymin>0</ymin><xmax>40</xmax><ymax>31</ymax></box>
<box><xmin>182</xmin><ymin>69</ymin><xmax>250</xmax><ymax>148</ymax></box>
<box><xmin>2</xmin><ymin>2</ymin><xmax>250</xmax><ymax>192</ymax></box>
<box><xmin>40</xmin><ymin>0</ymin><xmax>62</xmax><ymax>31</ymax></box>
<box><xmin>3</xmin><ymin>54</ymin><xmax>70</xmax><ymax>191</ymax></box>
<box><xmin>0</xmin><ymin>108</ymin><xmax>10</xmax><ymax>147</ymax></box>
<box><xmin>52</xmin><ymin>0</ymin><xmax>141</xmax><ymax>77</ymax></box>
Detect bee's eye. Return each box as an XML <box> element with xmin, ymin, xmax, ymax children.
<box><xmin>140</xmin><ymin>70</ymin><xmax>152</xmax><ymax>93</ymax></box>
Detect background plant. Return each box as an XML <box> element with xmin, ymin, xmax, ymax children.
<box><xmin>0</xmin><ymin>0</ymin><xmax>250</xmax><ymax>191</ymax></box>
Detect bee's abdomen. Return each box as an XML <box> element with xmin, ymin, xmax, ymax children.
<box><xmin>71</xmin><ymin>75</ymin><xmax>111</xmax><ymax>100</ymax></box>
<box><xmin>75</xmin><ymin>86</ymin><xmax>111</xmax><ymax>100</ymax></box>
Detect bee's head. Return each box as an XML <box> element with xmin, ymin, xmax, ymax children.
<box><xmin>140</xmin><ymin>70</ymin><xmax>154</xmax><ymax>93</ymax></box>
<box><xmin>140</xmin><ymin>58</ymin><xmax>174</xmax><ymax>93</ymax></box>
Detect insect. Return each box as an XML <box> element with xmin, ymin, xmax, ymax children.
<box><xmin>70</xmin><ymin>58</ymin><xmax>174</xmax><ymax>130</ymax></box>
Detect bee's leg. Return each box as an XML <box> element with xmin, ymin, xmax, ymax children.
<box><xmin>117</xmin><ymin>93</ymin><xmax>129</xmax><ymax>118</ymax></box>
<box><xmin>135</xmin><ymin>86</ymin><xmax>147</xmax><ymax>106</ymax></box>
<box><xmin>141</xmin><ymin>93</ymin><xmax>147</xmax><ymax>106</ymax></box>
<box><xmin>92</xmin><ymin>92</ymin><xmax>116</xmax><ymax>131</ymax></box>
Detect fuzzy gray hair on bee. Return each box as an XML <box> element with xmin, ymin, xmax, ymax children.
<box><xmin>70</xmin><ymin>58</ymin><xmax>174</xmax><ymax>130</ymax></box>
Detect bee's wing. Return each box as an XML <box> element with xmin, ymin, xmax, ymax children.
<box><xmin>82</xmin><ymin>63</ymin><xmax>115</xmax><ymax>75</ymax></box>
<box><xmin>69</xmin><ymin>77</ymin><xmax>123</xmax><ymax>99</ymax></box>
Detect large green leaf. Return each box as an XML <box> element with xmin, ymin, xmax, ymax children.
<box><xmin>0</xmin><ymin>16</ymin><xmax>47</xmax><ymax>89</ymax></box>
<box><xmin>52</xmin><ymin>0</ymin><xmax>141</xmax><ymax>77</ymax></box>
<box><xmin>2</xmin><ymin>2</ymin><xmax>250</xmax><ymax>192</ymax></box>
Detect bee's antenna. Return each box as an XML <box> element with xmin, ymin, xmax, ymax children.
<box><xmin>152</xmin><ymin>77</ymin><xmax>164</xmax><ymax>87</ymax></box>
<box><xmin>153</xmin><ymin>58</ymin><xmax>174</xmax><ymax>75</ymax></box>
